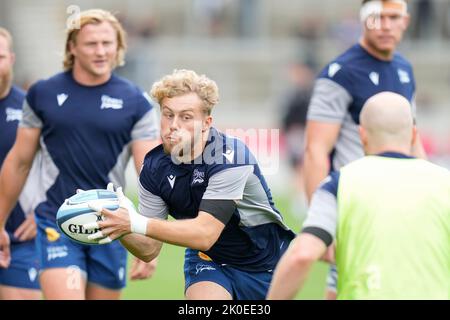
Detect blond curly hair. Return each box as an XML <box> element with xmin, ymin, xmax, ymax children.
<box><xmin>151</xmin><ymin>69</ymin><xmax>219</xmax><ymax>115</ymax></box>
<box><xmin>63</xmin><ymin>9</ymin><xmax>127</xmax><ymax>70</ymax></box>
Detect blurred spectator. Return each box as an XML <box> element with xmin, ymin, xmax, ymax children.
<box><xmin>293</xmin><ymin>17</ymin><xmax>323</xmax><ymax>71</ymax></box>
<box><xmin>193</xmin><ymin>0</ymin><xmax>229</xmax><ymax>36</ymax></box>
<box><xmin>411</xmin><ymin>0</ymin><xmax>435</xmax><ymax>39</ymax></box>
<box><xmin>443</xmin><ymin>0</ymin><xmax>450</xmax><ymax>38</ymax></box>
<box><xmin>328</xmin><ymin>11</ymin><xmax>361</xmax><ymax>49</ymax></box>
<box><xmin>237</xmin><ymin>0</ymin><xmax>259</xmax><ymax>38</ymax></box>
<box><xmin>280</xmin><ymin>62</ymin><xmax>315</xmax><ymax>222</ymax></box>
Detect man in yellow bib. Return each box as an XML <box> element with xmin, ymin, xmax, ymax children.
<box><xmin>268</xmin><ymin>92</ymin><xmax>449</xmax><ymax>300</ymax></box>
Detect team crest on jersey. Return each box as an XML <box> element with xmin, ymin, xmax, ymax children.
<box><xmin>192</xmin><ymin>169</ymin><xmax>205</xmax><ymax>185</ymax></box>
<box><xmin>397</xmin><ymin>69</ymin><xmax>411</xmax><ymax>84</ymax></box>
<box><xmin>101</xmin><ymin>95</ymin><xmax>123</xmax><ymax>110</ymax></box>
<box><xmin>5</xmin><ymin>108</ymin><xmax>22</xmax><ymax>122</ymax></box>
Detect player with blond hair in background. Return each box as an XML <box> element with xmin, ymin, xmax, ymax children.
<box><xmin>0</xmin><ymin>9</ymin><xmax>160</xmax><ymax>300</ymax></box>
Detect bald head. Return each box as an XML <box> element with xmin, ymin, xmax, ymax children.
<box><xmin>360</xmin><ymin>92</ymin><xmax>415</xmax><ymax>155</ymax></box>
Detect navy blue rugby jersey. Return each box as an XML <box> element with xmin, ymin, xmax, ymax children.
<box><xmin>138</xmin><ymin>127</ymin><xmax>295</xmax><ymax>272</ymax></box>
<box><xmin>1</xmin><ymin>86</ymin><xmax>41</xmax><ymax>243</ymax></box>
<box><xmin>308</xmin><ymin>43</ymin><xmax>416</xmax><ymax>170</ymax></box>
<box><xmin>20</xmin><ymin>71</ymin><xmax>159</xmax><ymax>221</ymax></box>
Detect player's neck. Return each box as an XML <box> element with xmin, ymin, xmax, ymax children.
<box><xmin>359</xmin><ymin>38</ymin><xmax>394</xmax><ymax>61</ymax></box>
<box><xmin>0</xmin><ymin>81</ymin><xmax>11</xmax><ymax>100</ymax></box>
<box><xmin>366</xmin><ymin>146</ymin><xmax>412</xmax><ymax>157</ymax></box>
<box><xmin>71</xmin><ymin>64</ymin><xmax>112</xmax><ymax>86</ymax></box>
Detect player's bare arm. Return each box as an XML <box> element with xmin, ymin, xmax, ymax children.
<box><xmin>120</xmin><ymin>233</ymin><xmax>163</xmax><ymax>263</ymax></box>
<box><xmin>304</xmin><ymin>121</ymin><xmax>341</xmax><ymax>202</ymax></box>
<box><xmin>125</xmin><ymin>139</ymin><xmax>162</xmax><ymax>270</ymax></box>
<box><xmin>0</xmin><ymin>127</ymin><xmax>41</xmax><ymax>229</ymax></box>
<box><xmin>267</xmin><ymin>233</ymin><xmax>327</xmax><ymax>300</ymax></box>
<box><xmin>0</xmin><ymin>127</ymin><xmax>40</xmax><ymax>268</ymax></box>
<box><xmin>88</xmin><ymin>204</ymin><xmax>226</xmax><ymax>253</ymax></box>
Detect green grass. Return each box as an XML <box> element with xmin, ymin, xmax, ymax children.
<box><xmin>122</xmin><ymin>194</ymin><xmax>328</xmax><ymax>300</ymax></box>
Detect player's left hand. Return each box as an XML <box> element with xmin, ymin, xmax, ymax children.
<box><xmin>14</xmin><ymin>213</ymin><xmax>37</xmax><ymax>242</ymax></box>
<box><xmin>84</xmin><ymin>185</ymin><xmax>133</xmax><ymax>244</ymax></box>
<box><xmin>129</xmin><ymin>257</ymin><xmax>158</xmax><ymax>281</ymax></box>
<box><xmin>84</xmin><ymin>183</ymin><xmax>148</xmax><ymax>244</ymax></box>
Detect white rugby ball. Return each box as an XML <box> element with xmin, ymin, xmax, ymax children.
<box><xmin>56</xmin><ymin>189</ymin><xmax>119</xmax><ymax>245</ymax></box>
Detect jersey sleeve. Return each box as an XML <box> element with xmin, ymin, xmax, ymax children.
<box><xmin>302</xmin><ymin>171</ymin><xmax>340</xmax><ymax>247</ymax></box>
<box><xmin>131</xmin><ymin>91</ymin><xmax>160</xmax><ymax>141</ymax></box>
<box><xmin>137</xmin><ymin>158</ymin><xmax>168</xmax><ymax>220</ymax></box>
<box><xmin>138</xmin><ymin>179</ymin><xmax>169</xmax><ymax>220</ymax></box>
<box><xmin>203</xmin><ymin>166</ymin><xmax>254</xmax><ymax>200</ymax></box>
<box><xmin>307</xmin><ymin>63</ymin><xmax>353</xmax><ymax>123</ymax></box>
<box><xmin>19</xmin><ymin>84</ymin><xmax>43</xmax><ymax>129</ymax></box>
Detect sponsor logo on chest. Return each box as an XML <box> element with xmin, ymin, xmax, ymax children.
<box><xmin>398</xmin><ymin>69</ymin><xmax>411</xmax><ymax>84</ymax></box>
<box><xmin>5</xmin><ymin>108</ymin><xmax>22</xmax><ymax>122</ymax></box>
<box><xmin>101</xmin><ymin>95</ymin><xmax>124</xmax><ymax>110</ymax></box>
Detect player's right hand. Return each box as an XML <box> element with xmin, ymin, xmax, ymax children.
<box><xmin>0</xmin><ymin>228</ymin><xmax>11</xmax><ymax>269</ymax></box>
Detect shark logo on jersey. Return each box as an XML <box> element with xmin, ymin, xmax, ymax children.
<box><xmin>57</xmin><ymin>93</ymin><xmax>68</xmax><ymax>106</ymax></box>
<box><xmin>369</xmin><ymin>72</ymin><xmax>380</xmax><ymax>86</ymax></box>
<box><xmin>328</xmin><ymin>63</ymin><xmax>342</xmax><ymax>78</ymax></box>
<box><xmin>223</xmin><ymin>149</ymin><xmax>234</xmax><ymax>164</ymax></box>
<box><xmin>192</xmin><ymin>169</ymin><xmax>205</xmax><ymax>185</ymax></box>
<box><xmin>167</xmin><ymin>175</ymin><xmax>176</xmax><ymax>189</ymax></box>
<box><xmin>5</xmin><ymin>108</ymin><xmax>22</xmax><ymax>122</ymax></box>
<box><xmin>101</xmin><ymin>95</ymin><xmax>123</xmax><ymax>110</ymax></box>
<box><xmin>397</xmin><ymin>69</ymin><xmax>411</xmax><ymax>84</ymax></box>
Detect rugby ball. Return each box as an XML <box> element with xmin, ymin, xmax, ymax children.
<box><xmin>56</xmin><ymin>189</ymin><xmax>119</xmax><ymax>245</ymax></box>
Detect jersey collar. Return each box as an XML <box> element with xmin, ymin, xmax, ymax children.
<box><xmin>377</xmin><ymin>152</ymin><xmax>415</xmax><ymax>159</ymax></box>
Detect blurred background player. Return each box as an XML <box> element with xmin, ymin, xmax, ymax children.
<box><xmin>268</xmin><ymin>92</ymin><xmax>450</xmax><ymax>300</ymax></box>
<box><xmin>84</xmin><ymin>69</ymin><xmax>296</xmax><ymax>300</ymax></box>
<box><xmin>0</xmin><ymin>10</ymin><xmax>160</xmax><ymax>299</ymax></box>
<box><xmin>280</xmin><ymin>62</ymin><xmax>315</xmax><ymax>222</ymax></box>
<box><xmin>303</xmin><ymin>0</ymin><xmax>427</xmax><ymax>299</ymax></box>
<box><xmin>0</xmin><ymin>27</ymin><xmax>41</xmax><ymax>300</ymax></box>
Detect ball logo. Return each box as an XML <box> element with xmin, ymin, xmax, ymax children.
<box><xmin>67</xmin><ymin>224</ymin><xmax>100</xmax><ymax>235</ymax></box>
<box><xmin>68</xmin><ymin>215</ymin><xmax>102</xmax><ymax>235</ymax></box>
<box><xmin>56</xmin><ymin>189</ymin><xmax>120</xmax><ymax>245</ymax></box>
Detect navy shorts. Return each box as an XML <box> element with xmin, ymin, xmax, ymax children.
<box><xmin>184</xmin><ymin>249</ymin><xmax>273</xmax><ymax>300</ymax></box>
<box><xmin>0</xmin><ymin>241</ymin><xmax>40</xmax><ymax>290</ymax></box>
<box><xmin>36</xmin><ymin>216</ymin><xmax>127</xmax><ymax>290</ymax></box>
